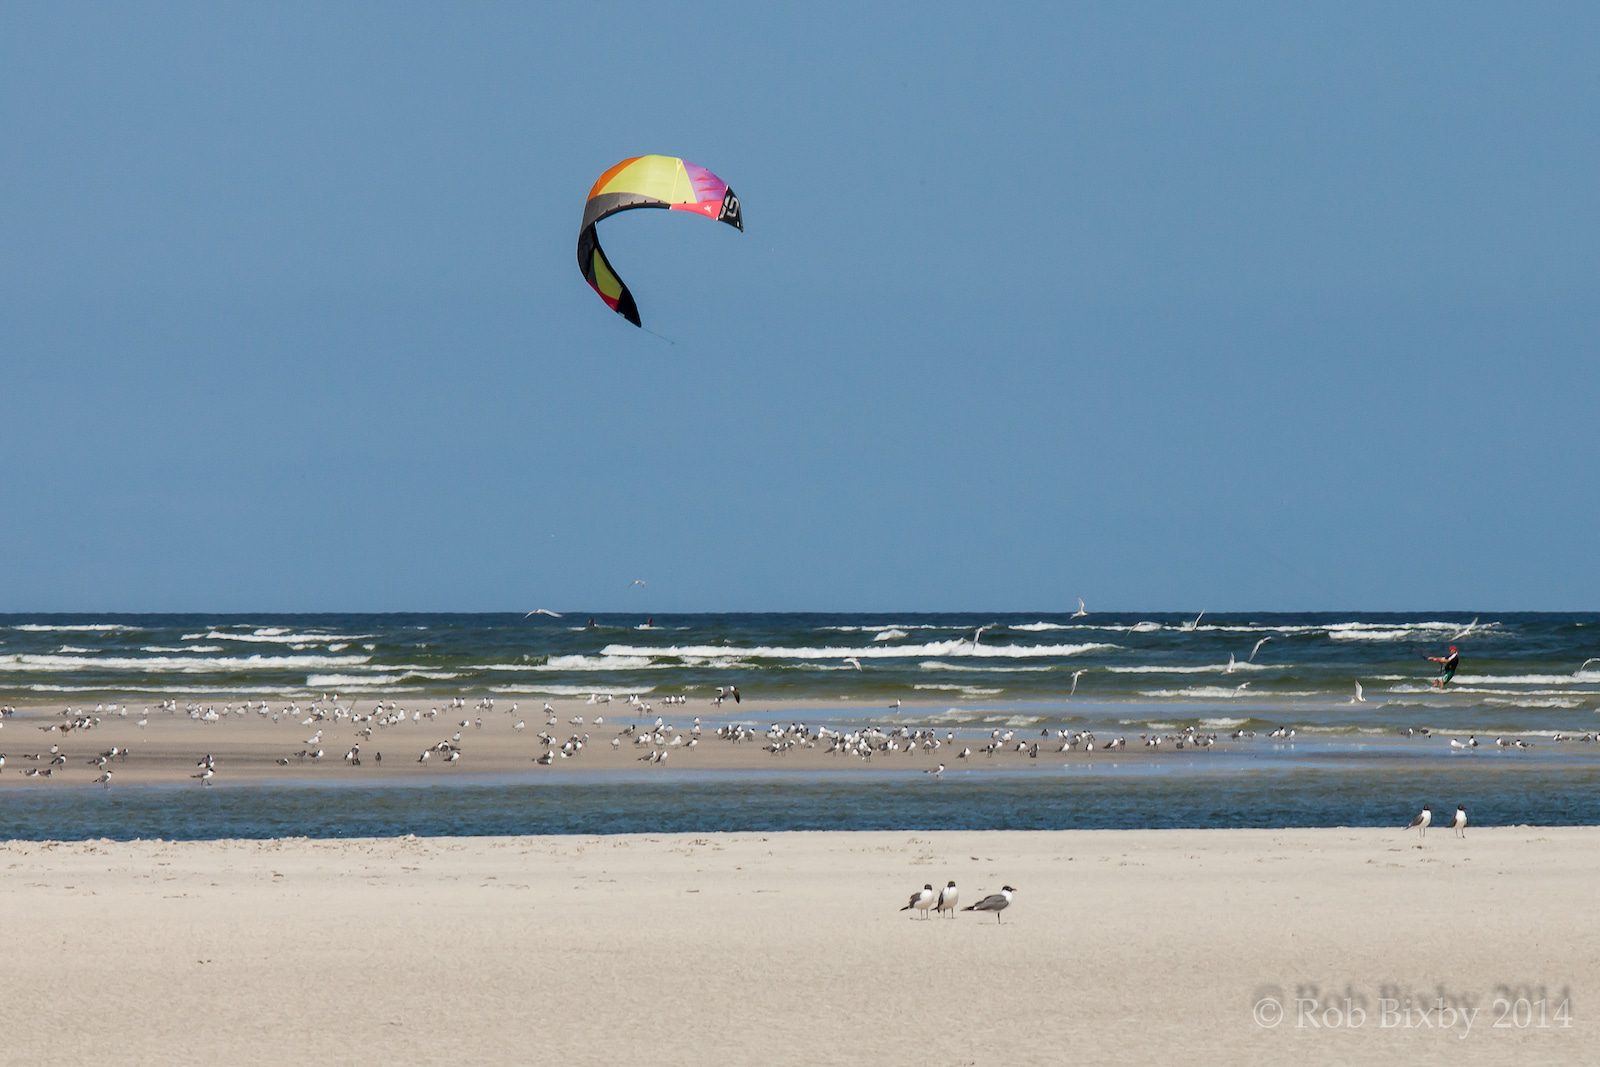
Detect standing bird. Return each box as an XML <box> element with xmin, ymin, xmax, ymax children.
<box><xmin>1407</xmin><ymin>804</ymin><xmax>1432</xmax><ymax>838</ymax></box>
<box><xmin>901</xmin><ymin>884</ymin><xmax>935</xmax><ymax>919</ymax></box>
<box><xmin>963</xmin><ymin>886</ymin><xmax>1016</xmax><ymax>923</ymax></box>
<box><xmin>934</xmin><ymin>880</ymin><xmax>959</xmax><ymax>918</ymax></box>
<box><xmin>1452</xmin><ymin>805</ymin><xmax>1468</xmax><ymax>838</ymax></box>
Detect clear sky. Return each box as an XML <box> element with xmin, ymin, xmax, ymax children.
<box><xmin>3</xmin><ymin>3</ymin><xmax>1596</xmax><ymax>612</ymax></box>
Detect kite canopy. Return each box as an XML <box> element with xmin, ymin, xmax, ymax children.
<box><xmin>577</xmin><ymin>155</ymin><xmax>743</xmax><ymax>327</ymax></box>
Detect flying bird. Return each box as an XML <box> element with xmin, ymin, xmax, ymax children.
<box><xmin>525</xmin><ymin>609</ymin><xmax>564</xmax><ymax>618</ymax></box>
<box><xmin>1449</xmin><ymin>617</ymin><xmax>1480</xmax><ymax>641</ymax></box>
<box><xmin>1578</xmin><ymin>658</ymin><xmax>1600</xmax><ymax>674</ymax></box>
<box><xmin>1072</xmin><ymin>598</ymin><xmax>1088</xmax><ymax>618</ymax></box>
<box><xmin>1249</xmin><ymin>637</ymin><xmax>1272</xmax><ymax>662</ymax></box>
<box><xmin>1351</xmin><ymin>680</ymin><xmax>1367</xmax><ymax>704</ymax></box>
<box><xmin>1069</xmin><ymin>669</ymin><xmax>1086</xmax><ymax>697</ymax></box>
<box><xmin>629</xmin><ymin>579</ymin><xmax>647</xmax><ymax>587</ymax></box>
<box><xmin>842</xmin><ymin>657</ymin><xmax>862</xmax><ymax>671</ymax></box>
<box><xmin>962</xmin><ymin>886</ymin><xmax>1016</xmax><ymax>923</ymax></box>
<box><xmin>1182</xmin><ymin>611</ymin><xmax>1205</xmax><ymax>632</ymax></box>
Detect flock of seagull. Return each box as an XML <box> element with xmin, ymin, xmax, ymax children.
<box><xmin>899</xmin><ymin>881</ymin><xmax>1017</xmax><ymax>923</ymax></box>
<box><xmin>3</xmin><ymin>645</ymin><xmax>1600</xmax><ymax>785</ymax></box>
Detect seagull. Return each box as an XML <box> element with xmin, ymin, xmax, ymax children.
<box><xmin>1452</xmin><ymin>805</ymin><xmax>1468</xmax><ymax>838</ymax></box>
<box><xmin>193</xmin><ymin>767</ymin><xmax>215</xmax><ymax>786</ymax></box>
<box><xmin>1182</xmin><ymin>611</ymin><xmax>1205</xmax><ymax>632</ymax></box>
<box><xmin>963</xmin><ymin>886</ymin><xmax>1016</xmax><ymax>923</ymax></box>
<box><xmin>1249</xmin><ymin>637</ymin><xmax>1272</xmax><ymax>662</ymax></box>
<box><xmin>1351</xmin><ymin>680</ymin><xmax>1367</xmax><ymax>704</ymax></box>
<box><xmin>927</xmin><ymin>763</ymin><xmax>945</xmax><ymax>778</ymax></box>
<box><xmin>934</xmin><ymin>881</ymin><xmax>959</xmax><ymax>918</ymax></box>
<box><xmin>842</xmin><ymin>657</ymin><xmax>862</xmax><ymax>671</ymax></box>
<box><xmin>524</xmin><ymin>608</ymin><xmax>564</xmax><ymax>618</ymax></box>
<box><xmin>1072</xmin><ymin>598</ymin><xmax>1089</xmax><ymax>618</ymax></box>
<box><xmin>1407</xmin><ymin>804</ymin><xmax>1432</xmax><ymax>838</ymax></box>
<box><xmin>1069</xmin><ymin>669</ymin><xmax>1086</xmax><ymax>697</ymax></box>
<box><xmin>901</xmin><ymin>884</ymin><xmax>936</xmax><ymax>919</ymax></box>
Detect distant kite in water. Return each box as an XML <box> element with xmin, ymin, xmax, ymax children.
<box><xmin>577</xmin><ymin>155</ymin><xmax>743</xmax><ymax>327</ymax></box>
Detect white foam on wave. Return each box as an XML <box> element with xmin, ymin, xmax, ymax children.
<box><xmin>306</xmin><ymin>674</ymin><xmax>405</xmax><ymax>688</ymax></box>
<box><xmin>917</xmin><ymin>661</ymin><xmax>1052</xmax><ymax>673</ymax></box>
<box><xmin>1105</xmin><ymin>663</ymin><xmax>1277</xmax><ymax>674</ymax></box>
<box><xmin>819</xmin><ymin>624</ymin><xmax>965</xmax><ymax>634</ymax></box>
<box><xmin>0</xmin><ymin>653</ymin><xmax>372</xmax><ymax>673</ymax></box>
<box><xmin>1139</xmin><ymin>687</ymin><xmax>1250</xmax><ymax>700</ymax></box>
<box><xmin>195</xmin><ymin>629</ymin><xmax>378</xmax><ymax>645</ymax></box>
<box><xmin>872</xmin><ymin>629</ymin><xmax>910</xmax><ymax>641</ymax></box>
<box><xmin>11</xmin><ymin>623</ymin><xmax>135</xmax><ymax>633</ymax></box>
<box><xmin>474</xmin><ymin>655</ymin><xmax>663</xmax><ymax>672</ymax></box>
<box><xmin>25</xmin><ymin>684</ymin><xmax>297</xmax><ymax>695</ymax></box>
<box><xmin>488</xmin><ymin>684</ymin><xmax>654</xmax><ymax>697</ymax></box>
<box><xmin>600</xmin><ymin>640</ymin><xmax>1118</xmax><ymax>661</ymax></box>
<box><xmin>1200</xmin><ymin>717</ymin><xmax>1248</xmax><ymax>727</ymax></box>
<box><xmin>913</xmin><ymin>684</ymin><xmax>1004</xmax><ymax>696</ymax></box>
<box><xmin>142</xmin><ymin>645</ymin><xmax>224</xmax><ymax>653</ymax></box>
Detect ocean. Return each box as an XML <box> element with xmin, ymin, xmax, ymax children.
<box><xmin>3</xmin><ymin>611</ymin><xmax>1598</xmax><ymax>839</ymax></box>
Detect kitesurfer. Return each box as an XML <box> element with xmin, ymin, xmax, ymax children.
<box><xmin>1428</xmin><ymin>645</ymin><xmax>1460</xmax><ymax>688</ymax></box>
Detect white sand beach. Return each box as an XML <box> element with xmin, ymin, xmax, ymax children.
<box><xmin>3</xmin><ymin>828</ymin><xmax>1593</xmax><ymax>1065</ymax></box>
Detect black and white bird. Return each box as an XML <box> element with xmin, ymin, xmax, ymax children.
<box><xmin>963</xmin><ymin>885</ymin><xmax>1016</xmax><ymax>923</ymax></box>
<box><xmin>934</xmin><ymin>880</ymin><xmax>959</xmax><ymax>918</ymax></box>
<box><xmin>901</xmin><ymin>884</ymin><xmax>935</xmax><ymax>919</ymax></box>
<box><xmin>1452</xmin><ymin>805</ymin><xmax>1467</xmax><ymax>838</ymax></box>
<box><xmin>1407</xmin><ymin>804</ymin><xmax>1432</xmax><ymax>838</ymax></box>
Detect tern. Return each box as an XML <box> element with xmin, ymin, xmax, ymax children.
<box><xmin>1072</xmin><ymin>598</ymin><xmax>1088</xmax><ymax>618</ymax></box>
<box><xmin>1069</xmin><ymin>669</ymin><xmax>1086</xmax><ymax>697</ymax></box>
<box><xmin>963</xmin><ymin>886</ymin><xmax>1016</xmax><ymax>923</ymax></box>
<box><xmin>1449</xmin><ymin>617</ymin><xmax>1480</xmax><ymax>641</ymax></box>
<box><xmin>901</xmin><ymin>884</ymin><xmax>936</xmax><ymax>919</ymax></box>
<box><xmin>629</xmin><ymin>579</ymin><xmax>647</xmax><ymax>587</ymax></box>
<box><xmin>842</xmin><ymin>657</ymin><xmax>862</xmax><ymax>671</ymax></box>
<box><xmin>1351</xmin><ymin>680</ymin><xmax>1367</xmax><ymax>704</ymax></box>
<box><xmin>524</xmin><ymin>608</ymin><xmax>564</xmax><ymax>618</ymax></box>
<box><xmin>1407</xmin><ymin>804</ymin><xmax>1432</xmax><ymax>838</ymax></box>
<box><xmin>970</xmin><ymin>623</ymin><xmax>995</xmax><ymax>645</ymax></box>
<box><xmin>1182</xmin><ymin>611</ymin><xmax>1205</xmax><ymax>632</ymax></box>
<box><xmin>934</xmin><ymin>881</ymin><xmax>959</xmax><ymax>918</ymax></box>
<box><xmin>1579</xmin><ymin>658</ymin><xmax>1600</xmax><ymax>674</ymax></box>
<box><xmin>1249</xmin><ymin>637</ymin><xmax>1271</xmax><ymax>662</ymax></box>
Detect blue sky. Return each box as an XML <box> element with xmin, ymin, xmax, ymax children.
<box><xmin>3</xmin><ymin>3</ymin><xmax>1596</xmax><ymax>612</ymax></box>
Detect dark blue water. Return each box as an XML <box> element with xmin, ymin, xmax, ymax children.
<box><xmin>4</xmin><ymin>760</ymin><xmax>1598</xmax><ymax>841</ymax></box>
<box><xmin>3</xmin><ymin>611</ymin><xmax>1597</xmax><ymax>713</ymax></box>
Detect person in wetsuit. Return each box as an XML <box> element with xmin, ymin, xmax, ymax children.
<box><xmin>1428</xmin><ymin>645</ymin><xmax>1460</xmax><ymax>688</ymax></box>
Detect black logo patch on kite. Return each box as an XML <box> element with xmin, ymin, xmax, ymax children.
<box><xmin>718</xmin><ymin>187</ymin><xmax>743</xmax><ymax>231</ymax></box>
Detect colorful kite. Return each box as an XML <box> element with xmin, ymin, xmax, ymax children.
<box><xmin>577</xmin><ymin>155</ymin><xmax>743</xmax><ymax>327</ymax></box>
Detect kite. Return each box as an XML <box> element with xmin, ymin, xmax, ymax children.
<box><xmin>577</xmin><ymin>155</ymin><xmax>743</xmax><ymax>327</ymax></box>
